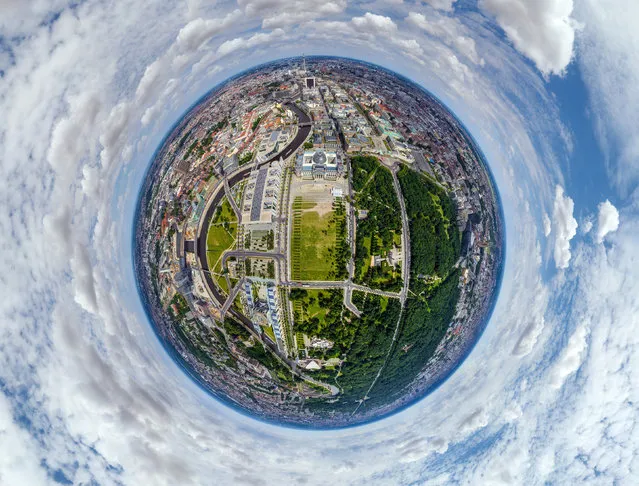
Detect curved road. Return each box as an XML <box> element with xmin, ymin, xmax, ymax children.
<box><xmin>196</xmin><ymin>102</ymin><xmax>311</xmax><ymax>309</ymax></box>
<box><xmin>194</xmin><ymin>102</ymin><xmax>312</xmax><ymax>375</ymax></box>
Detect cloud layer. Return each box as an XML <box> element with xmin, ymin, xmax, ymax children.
<box><xmin>0</xmin><ymin>0</ymin><xmax>636</xmax><ymax>484</ymax></box>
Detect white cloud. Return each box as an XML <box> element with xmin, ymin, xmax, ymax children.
<box><xmin>575</xmin><ymin>0</ymin><xmax>639</xmax><ymax>196</ymax></box>
<box><xmin>458</xmin><ymin>408</ymin><xmax>489</xmax><ymax>435</ymax></box>
<box><xmin>543</xmin><ymin>212</ymin><xmax>551</xmax><ymax>236</ymax></box>
<box><xmin>176</xmin><ymin>12</ymin><xmax>242</xmax><ymax>52</ymax></box>
<box><xmin>406</xmin><ymin>12</ymin><xmax>483</xmax><ymax>65</ymax></box>
<box><xmin>422</xmin><ymin>0</ymin><xmax>456</xmax><ymax>12</ymax></box>
<box><xmin>581</xmin><ymin>218</ymin><xmax>593</xmax><ymax>235</ymax></box>
<box><xmin>595</xmin><ymin>200</ymin><xmax>619</xmax><ymax>243</ymax></box>
<box><xmin>551</xmin><ymin>185</ymin><xmax>578</xmax><ymax>269</ymax></box>
<box><xmin>512</xmin><ymin>317</ymin><xmax>545</xmax><ymax>357</ymax></box>
<box><xmin>479</xmin><ymin>0</ymin><xmax>576</xmax><ymax>76</ymax></box>
<box><xmin>549</xmin><ymin>323</ymin><xmax>589</xmax><ymax>389</ymax></box>
<box><xmin>352</xmin><ymin>12</ymin><xmax>398</xmax><ymax>35</ymax></box>
<box><xmin>0</xmin><ymin>393</ymin><xmax>47</xmax><ymax>486</ymax></box>
<box><xmin>263</xmin><ymin>2</ymin><xmax>346</xmax><ymax>29</ymax></box>
<box><xmin>216</xmin><ymin>28</ymin><xmax>286</xmax><ymax>57</ymax></box>
<box><xmin>238</xmin><ymin>0</ymin><xmax>347</xmax><ymax>28</ymax></box>
<box><xmin>303</xmin><ymin>13</ymin><xmax>424</xmax><ymax>59</ymax></box>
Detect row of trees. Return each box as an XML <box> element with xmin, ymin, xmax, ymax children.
<box><xmin>329</xmin><ymin>200</ymin><xmax>350</xmax><ymax>281</ymax></box>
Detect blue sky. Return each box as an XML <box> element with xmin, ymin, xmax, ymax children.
<box><xmin>0</xmin><ymin>0</ymin><xmax>637</xmax><ymax>484</ymax></box>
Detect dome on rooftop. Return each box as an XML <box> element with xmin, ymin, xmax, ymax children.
<box><xmin>312</xmin><ymin>150</ymin><xmax>327</xmax><ymax>165</ymax></box>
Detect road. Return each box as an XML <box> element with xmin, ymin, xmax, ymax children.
<box><xmin>220</xmin><ymin>277</ymin><xmax>245</xmax><ymax>317</ymax></box>
<box><xmin>391</xmin><ymin>165</ymin><xmax>411</xmax><ymax>303</ymax></box>
<box><xmin>196</xmin><ymin>102</ymin><xmax>311</xmax><ymax>310</ymax></box>
<box><xmin>223</xmin><ymin>177</ymin><xmax>241</xmax><ymax>221</ymax></box>
<box><xmin>192</xmin><ymin>101</ymin><xmax>313</xmax><ymax>383</ymax></box>
<box><xmin>220</xmin><ymin>250</ymin><xmax>286</xmax><ymax>268</ymax></box>
<box><xmin>282</xmin><ymin>280</ymin><xmax>402</xmax><ymax>299</ymax></box>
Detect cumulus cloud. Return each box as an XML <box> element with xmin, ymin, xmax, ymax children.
<box><xmin>305</xmin><ymin>13</ymin><xmax>425</xmax><ymax>59</ymax></box>
<box><xmin>175</xmin><ymin>12</ymin><xmax>243</xmax><ymax>53</ymax></box>
<box><xmin>0</xmin><ymin>394</ymin><xmax>48</xmax><ymax>485</ymax></box>
<box><xmin>217</xmin><ymin>28</ymin><xmax>286</xmax><ymax>57</ymax></box>
<box><xmin>549</xmin><ymin>324</ymin><xmax>589</xmax><ymax>389</ymax></box>
<box><xmin>479</xmin><ymin>0</ymin><xmax>576</xmax><ymax>76</ymax></box>
<box><xmin>551</xmin><ymin>185</ymin><xmax>578</xmax><ymax>269</ymax></box>
<box><xmin>512</xmin><ymin>318</ymin><xmax>545</xmax><ymax>357</ymax></box>
<box><xmin>352</xmin><ymin>12</ymin><xmax>398</xmax><ymax>35</ymax></box>
<box><xmin>595</xmin><ymin>199</ymin><xmax>619</xmax><ymax>243</ymax></box>
<box><xmin>1</xmin><ymin>0</ymin><xmax>634</xmax><ymax>484</ymax></box>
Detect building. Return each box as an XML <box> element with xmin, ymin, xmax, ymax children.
<box><xmin>295</xmin><ymin>150</ymin><xmax>344</xmax><ymax>180</ymax></box>
<box><xmin>387</xmin><ymin>246</ymin><xmax>403</xmax><ymax>267</ymax></box>
<box><xmin>241</xmin><ymin>158</ymin><xmax>283</xmax><ymax>223</ymax></box>
<box><xmin>244</xmin><ymin>280</ymin><xmax>254</xmax><ymax>309</ymax></box>
<box><xmin>266</xmin><ymin>285</ymin><xmax>286</xmax><ymax>352</ymax></box>
<box><xmin>175</xmin><ymin>158</ymin><xmax>190</xmax><ymax>174</ymax></box>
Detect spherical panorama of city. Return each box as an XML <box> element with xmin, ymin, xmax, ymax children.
<box><xmin>134</xmin><ymin>56</ymin><xmax>505</xmax><ymax>429</ymax></box>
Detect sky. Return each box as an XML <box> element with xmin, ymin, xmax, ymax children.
<box><xmin>0</xmin><ymin>0</ymin><xmax>637</xmax><ymax>484</ymax></box>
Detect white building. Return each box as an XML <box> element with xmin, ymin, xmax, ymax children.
<box><xmin>295</xmin><ymin>150</ymin><xmax>343</xmax><ymax>180</ymax></box>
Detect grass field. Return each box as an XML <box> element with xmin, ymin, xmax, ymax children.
<box><xmin>206</xmin><ymin>222</ymin><xmax>237</xmax><ymax>270</ymax></box>
<box><xmin>290</xmin><ymin>197</ymin><xmax>343</xmax><ymax>281</ymax></box>
<box><xmin>206</xmin><ymin>196</ymin><xmax>237</xmax><ymax>278</ymax></box>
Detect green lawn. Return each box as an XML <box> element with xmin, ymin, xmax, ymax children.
<box><xmin>206</xmin><ymin>222</ymin><xmax>237</xmax><ymax>271</ymax></box>
<box><xmin>206</xmin><ymin>195</ymin><xmax>238</xmax><ymax>276</ymax></box>
<box><xmin>290</xmin><ymin>198</ymin><xmax>342</xmax><ymax>281</ymax></box>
